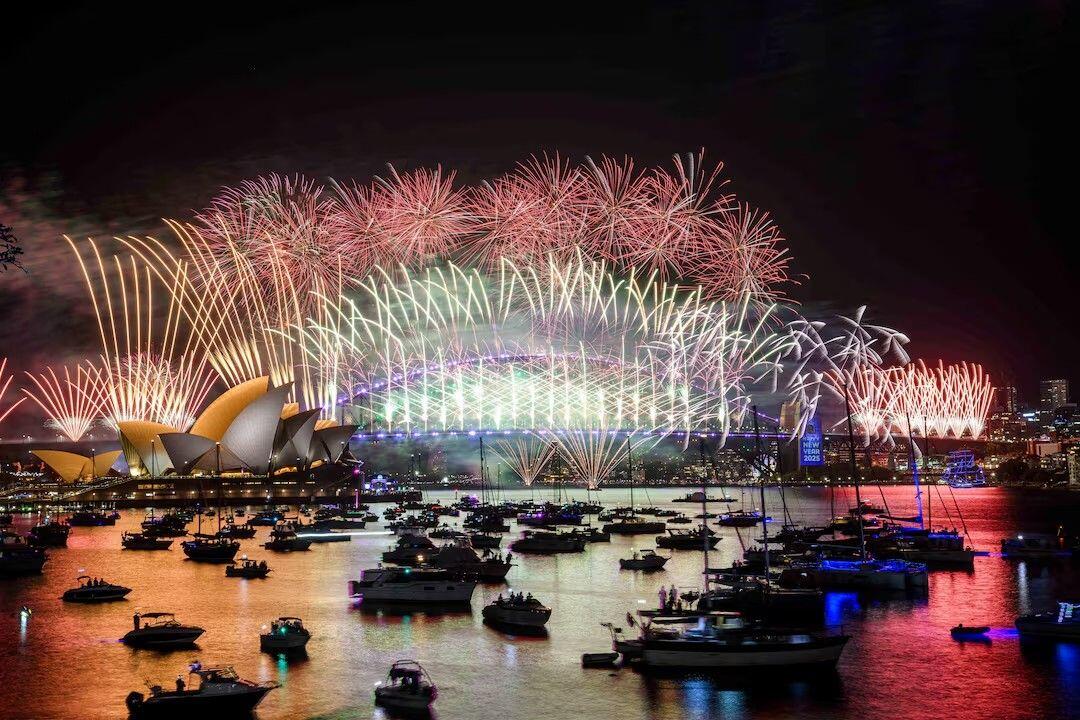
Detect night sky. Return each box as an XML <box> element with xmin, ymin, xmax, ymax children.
<box><xmin>1</xmin><ymin>2</ymin><xmax>1075</xmax><ymax>423</ymax></box>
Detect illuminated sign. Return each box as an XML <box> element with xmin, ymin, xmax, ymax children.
<box><xmin>799</xmin><ymin>416</ymin><xmax>824</xmax><ymax>467</ymax></box>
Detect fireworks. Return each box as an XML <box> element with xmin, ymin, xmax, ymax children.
<box><xmin>490</xmin><ymin>436</ymin><xmax>555</xmax><ymax>486</ymax></box>
<box><xmin>21</xmin><ymin>365</ymin><xmax>105</xmax><ymax>441</ymax></box>
<box><xmin>0</xmin><ymin>358</ymin><xmax>26</xmax><ymax>427</ymax></box>
<box><xmin>66</xmin><ymin>237</ymin><xmax>217</xmax><ymax>429</ymax></box>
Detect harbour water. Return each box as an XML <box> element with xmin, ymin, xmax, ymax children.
<box><xmin>2</xmin><ymin>485</ymin><xmax>1079</xmax><ymax>720</ymax></box>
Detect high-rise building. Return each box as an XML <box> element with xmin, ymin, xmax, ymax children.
<box><xmin>1041</xmin><ymin>379</ymin><xmax>1069</xmax><ymax>411</ymax></box>
<box><xmin>997</xmin><ymin>386</ymin><xmax>1019</xmax><ymax>413</ymax></box>
<box><xmin>779</xmin><ymin>400</ymin><xmax>801</xmax><ymax>432</ymax></box>
<box><xmin>1068</xmin><ymin>445</ymin><xmax>1080</xmax><ymax>490</ymax></box>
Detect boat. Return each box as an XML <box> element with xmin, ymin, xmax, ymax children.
<box><xmin>67</xmin><ymin>510</ymin><xmax>116</xmax><ymax>527</ymax></box>
<box><xmin>672</xmin><ymin>491</ymin><xmax>733</xmax><ymax>503</ymax></box>
<box><xmin>509</xmin><ymin>530</ymin><xmax>587</xmax><ymax>554</ymax></box>
<box><xmin>263</xmin><ymin>525</ymin><xmax>313</xmax><ymax>552</ymax></box>
<box><xmin>467</xmin><ymin>532</ymin><xmax>502</xmax><ymax>549</ymax></box>
<box><xmin>637</xmin><ymin>612</ymin><xmax>849</xmax><ymax>669</ymax></box>
<box><xmin>804</xmin><ymin>557</ymin><xmax>928</xmax><ymax>591</ymax></box>
<box><xmin>181</xmin><ymin>536</ymin><xmax>240</xmax><ymax>563</ymax></box>
<box><xmin>225</xmin><ymin>558</ymin><xmax>271</xmax><ymax>578</ymax></box>
<box><xmin>383</xmin><ymin>534</ymin><xmax>439</xmax><ymax>565</ymax></box>
<box><xmin>246</xmin><ymin>509</ymin><xmax>284</xmax><ymax>527</ymax></box>
<box><xmin>718</xmin><ymin>510</ymin><xmax>765</xmax><ymax>527</ymax></box>
<box><xmin>656</xmin><ymin>526</ymin><xmax>719</xmax><ymax>550</ymax></box>
<box><xmin>889</xmin><ymin>529</ymin><xmax>977</xmax><ymax>567</ymax></box>
<box><xmin>571</xmin><ymin>526</ymin><xmax>611</xmax><ymax>543</ymax></box>
<box><xmin>482</xmin><ymin>592</ymin><xmax>552</xmax><ymax>630</ymax></box>
<box><xmin>61</xmin><ymin>575</ymin><xmax>131</xmax><ymax>603</ymax></box>
<box><xmin>29</xmin><ymin>519</ymin><xmax>70</xmax><ymax>547</ymax></box>
<box><xmin>1016</xmin><ymin>601</ymin><xmax>1080</xmax><ymax>640</ymax></box>
<box><xmin>349</xmin><ymin>567</ymin><xmax>477</xmax><ymax>605</ymax></box>
<box><xmin>126</xmin><ymin>665</ymin><xmax>277</xmax><ymax>717</ymax></box>
<box><xmin>619</xmin><ymin>549</ymin><xmax>669</xmax><ymax>571</ymax></box>
<box><xmin>260</xmin><ymin>616</ymin><xmax>311</xmax><ymax>651</ymax></box>
<box><xmin>666</xmin><ymin>514</ymin><xmax>692</xmax><ymax>525</ymax></box>
<box><xmin>432</xmin><ymin>540</ymin><xmax>512</xmax><ymax>580</ymax></box>
<box><xmin>374</xmin><ymin>660</ymin><xmax>437</xmax><ymax>713</ymax></box>
<box><xmin>581</xmin><ymin>652</ymin><xmax>620</xmax><ymax>668</ymax></box>
<box><xmin>216</xmin><ymin>523</ymin><xmax>257</xmax><ymax>539</ymax></box>
<box><xmin>122</xmin><ymin>612</ymin><xmax>205</xmax><ymax>648</ymax></box>
<box><xmin>0</xmin><ymin>530</ymin><xmax>47</xmax><ymax>575</ymax></box>
<box><xmin>1001</xmin><ymin>532</ymin><xmax>1073</xmax><ymax>559</ymax></box>
<box><xmin>950</xmin><ymin>623</ymin><xmax>990</xmax><ymax>638</ymax></box>
<box><xmin>122</xmin><ymin>532</ymin><xmax>173</xmax><ymax>550</ymax></box>
<box><xmin>603</xmin><ymin>518</ymin><xmax>667</xmax><ymax>535</ymax></box>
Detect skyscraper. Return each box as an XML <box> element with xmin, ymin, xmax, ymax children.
<box><xmin>1040</xmin><ymin>379</ymin><xmax>1069</xmax><ymax>411</ymax></box>
<box><xmin>997</xmin><ymin>386</ymin><xmax>1019</xmax><ymax>413</ymax></box>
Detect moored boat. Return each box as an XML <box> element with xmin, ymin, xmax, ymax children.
<box><xmin>1016</xmin><ymin>601</ymin><xmax>1080</xmax><ymax>640</ymax></box>
<box><xmin>509</xmin><ymin>530</ymin><xmax>586</xmax><ymax>554</ymax></box>
<box><xmin>0</xmin><ymin>530</ymin><xmax>47</xmax><ymax>575</ymax></box>
<box><xmin>374</xmin><ymin>660</ymin><xmax>437</xmax><ymax>713</ymax></box>
<box><xmin>260</xmin><ymin>616</ymin><xmax>310</xmax><ymax>651</ymax></box>
<box><xmin>482</xmin><ymin>592</ymin><xmax>552</xmax><ymax>630</ymax></box>
<box><xmin>125</xmin><ymin>665</ymin><xmax>277</xmax><ymax>717</ymax></box>
<box><xmin>122</xmin><ymin>532</ymin><xmax>173</xmax><ymax>550</ymax></box>
<box><xmin>349</xmin><ymin>567</ymin><xmax>476</xmax><ymax>605</ymax></box>
<box><xmin>226</xmin><ymin>558</ymin><xmax>271</xmax><ymax>578</ymax></box>
<box><xmin>181</xmin><ymin>536</ymin><xmax>240</xmax><ymax>563</ymax></box>
<box><xmin>619</xmin><ymin>549</ymin><xmax>668</xmax><ymax>571</ymax></box>
<box><xmin>122</xmin><ymin>612</ymin><xmax>204</xmax><ymax>648</ymax></box>
<box><xmin>61</xmin><ymin>575</ymin><xmax>131</xmax><ymax>603</ymax></box>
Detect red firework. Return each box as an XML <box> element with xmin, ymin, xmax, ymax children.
<box><xmin>367</xmin><ymin>165</ymin><xmax>472</xmax><ymax>265</ymax></box>
<box><xmin>690</xmin><ymin>205</ymin><xmax>794</xmax><ymax>304</ymax></box>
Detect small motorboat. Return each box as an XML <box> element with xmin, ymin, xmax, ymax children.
<box><xmin>181</xmin><ymin>536</ymin><xmax>240</xmax><ymax>563</ymax></box>
<box><xmin>581</xmin><ymin>652</ymin><xmax>620</xmax><ymax>668</ymax></box>
<box><xmin>482</xmin><ymin>592</ymin><xmax>552</xmax><ymax>631</ymax></box>
<box><xmin>126</xmin><ymin>664</ymin><xmax>277</xmax><ymax>717</ymax></box>
<box><xmin>950</xmin><ymin>623</ymin><xmax>990</xmax><ymax>638</ymax></box>
<box><xmin>260</xmin><ymin>616</ymin><xmax>311</xmax><ymax>652</ymax></box>
<box><xmin>122</xmin><ymin>532</ymin><xmax>173</xmax><ymax>550</ymax></box>
<box><xmin>619</xmin><ymin>549</ymin><xmax>668</xmax><ymax>571</ymax></box>
<box><xmin>263</xmin><ymin>526</ymin><xmax>313</xmax><ymax>552</ymax></box>
<box><xmin>61</xmin><ymin>575</ymin><xmax>132</xmax><ymax>603</ymax></box>
<box><xmin>216</xmin><ymin>523</ymin><xmax>257</xmax><ymax>540</ymax></box>
<box><xmin>122</xmin><ymin>612</ymin><xmax>204</xmax><ymax>648</ymax></box>
<box><xmin>374</xmin><ymin>660</ymin><xmax>437</xmax><ymax>713</ymax></box>
<box><xmin>225</xmin><ymin>558</ymin><xmax>271</xmax><ymax>578</ymax></box>
<box><xmin>29</xmin><ymin>520</ymin><xmax>70</xmax><ymax>547</ymax></box>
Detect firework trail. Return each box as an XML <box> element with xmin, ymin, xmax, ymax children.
<box><xmin>490</xmin><ymin>435</ymin><xmax>556</xmax><ymax>486</ymax></box>
<box><xmin>0</xmin><ymin>358</ymin><xmax>26</xmax><ymax>427</ymax></box>
<box><xmin>21</xmin><ymin>365</ymin><xmax>106</xmax><ymax>441</ymax></box>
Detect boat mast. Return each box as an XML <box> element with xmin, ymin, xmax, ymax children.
<box><xmin>905</xmin><ymin>410</ymin><xmax>924</xmax><ymax>529</ymax></box>
<box><xmin>698</xmin><ymin>437</ymin><xmax>710</xmax><ymax>588</ymax></box>
<box><xmin>478</xmin><ymin>436</ymin><xmax>486</xmax><ymax>506</ymax></box>
<box><xmin>842</xmin><ymin>380</ymin><xmax>867</xmax><ymax>560</ymax></box>
<box><xmin>752</xmin><ymin>406</ymin><xmax>770</xmax><ymax>580</ymax></box>
<box><xmin>626</xmin><ymin>436</ymin><xmax>634</xmax><ymax>517</ymax></box>
<box><xmin>216</xmin><ymin>442</ymin><xmax>223</xmax><ymax>535</ymax></box>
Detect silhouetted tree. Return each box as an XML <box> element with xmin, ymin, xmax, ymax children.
<box><xmin>1</xmin><ymin>224</ymin><xmax>25</xmax><ymax>272</ymax></box>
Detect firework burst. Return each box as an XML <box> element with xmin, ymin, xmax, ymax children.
<box><xmin>21</xmin><ymin>365</ymin><xmax>105</xmax><ymax>441</ymax></box>
<box><xmin>0</xmin><ymin>357</ymin><xmax>26</xmax><ymax>427</ymax></box>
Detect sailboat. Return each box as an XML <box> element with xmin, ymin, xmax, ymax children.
<box><xmin>602</xmin><ymin>439</ymin><xmax>665</xmax><ymax>535</ymax></box>
<box><xmin>182</xmin><ymin>445</ymin><xmax>240</xmax><ymax>563</ymax></box>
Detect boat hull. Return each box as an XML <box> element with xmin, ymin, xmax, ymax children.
<box><xmin>349</xmin><ymin>579</ymin><xmax>476</xmax><ymax>605</ymax></box>
<box><xmin>642</xmin><ymin>636</ymin><xmax>848</xmax><ymax>668</ymax></box>
<box><xmin>1016</xmin><ymin>617</ymin><xmax>1080</xmax><ymax>640</ymax></box>
<box><xmin>127</xmin><ymin>686</ymin><xmax>271</xmax><ymax>717</ymax></box>
<box><xmin>122</xmin><ymin>628</ymin><xmax>205</xmax><ymax>648</ymax></box>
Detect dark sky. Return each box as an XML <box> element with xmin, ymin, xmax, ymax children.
<box><xmin>1</xmin><ymin>2</ymin><xmax>1076</xmax><ymax>410</ymax></box>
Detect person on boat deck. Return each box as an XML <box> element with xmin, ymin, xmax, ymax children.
<box><xmin>175</xmin><ymin>676</ymin><xmax>185</xmax><ymax>693</ymax></box>
<box><xmin>668</xmin><ymin>586</ymin><xmax>677</xmax><ymax>608</ymax></box>
<box><xmin>505</xmin><ymin>552</ymin><xmax>513</xmax><ymax>564</ymax></box>
<box><xmin>658</xmin><ymin>585</ymin><xmax>668</xmax><ymax>610</ymax></box>
<box><xmin>133</xmin><ymin>613</ymin><xmax>140</xmax><ymax>630</ymax></box>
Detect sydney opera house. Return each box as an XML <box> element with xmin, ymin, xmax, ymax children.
<box><xmin>28</xmin><ymin>377</ymin><xmax>358</xmax><ymax>505</ymax></box>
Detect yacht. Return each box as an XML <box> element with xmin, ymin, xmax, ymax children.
<box><xmin>126</xmin><ymin>665</ymin><xmax>277</xmax><ymax>716</ymax></box>
<box><xmin>382</xmin><ymin>534</ymin><xmax>439</xmax><ymax>565</ymax></box>
<box><xmin>122</xmin><ymin>532</ymin><xmax>173</xmax><ymax>550</ymax></box>
<box><xmin>349</xmin><ymin>567</ymin><xmax>476</xmax><ymax>605</ymax></box>
<box><xmin>1017</xmin><ymin>601</ymin><xmax>1080</xmax><ymax>640</ymax></box>
<box><xmin>182</xmin><ymin>535</ymin><xmax>240</xmax><ymax>563</ymax></box>
<box><xmin>67</xmin><ymin>510</ymin><xmax>116</xmax><ymax>527</ymax></box>
<box><xmin>467</xmin><ymin>532</ymin><xmax>502</xmax><ymax>549</ymax></box>
<box><xmin>432</xmin><ymin>541</ymin><xmax>512</xmax><ymax>581</ymax></box>
<box><xmin>374</xmin><ymin>660</ymin><xmax>437</xmax><ymax>713</ymax></box>
<box><xmin>888</xmin><ymin>529</ymin><xmax>976</xmax><ymax>567</ymax></box>
<box><xmin>0</xmin><ymin>530</ymin><xmax>47</xmax><ymax>575</ymax></box>
<box><xmin>29</xmin><ymin>519</ymin><xmax>70</xmax><ymax>547</ymax></box>
<box><xmin>509</xmin><ymin>530</ymin><xmax>587</xmax><ymax>554</ymax></box>
<box><xmin>1001</xmin><ymin>532</ymin><xmax>1073</xmax><ymax>559</ymax></box>
<box><xmin>260</xmin><ymin>616</ymin><xmax>311</xmax><ymax>652</ymax></box>
<box><xmin>718</xmin><ymin>510</ymin><xmax>766</xmax><ymax>527</ymax></box>
<box><xmin>656</xmin><ymin>526</ymin><xmax>719</xmax><ymax>550</ymax></box>
<box><xmin>263</xmin><ymin>525</ymin><xmax>313</xmax><ymax>552</ymax></box>
<box><xmin>619</xmin><ymin>549</ymin><xmax>669</xmax><ymax>571</ymax></box>
<box><xmin>603</xmin><ymin>517</ymin><xmax>667</xmax><ymax>535</ymax></box>
<box><xmin>61</xmin><ymin>576</ymin><xmax>132</xmax><ymax>603</ymax></box>
<box><xmin>122</xmin><ymin>612</ymin><xmax>205</xmax><ymax>648</ymax></box>
<box><xmin>216</xmin><ymin>523</ymin><xmax>257</xmax><ymax>539</ymax></box>
<box><xmin>246</xmin><ymin>509</ymin><xmax>284</xmax><ymax>526</ymax></box>
<box><xmin>804</xmin><ymin>557</ymin><xmax>928</xmax><ymax>591</ymax></box>
<box><xmin>638</xmin><ymin>612</ymin><xmax>849</xmax><ymax>669</ymax></box>
<box><xmin>482</xmin><ymin>593</ymin><xmax>552</xmax><ymax>630</ymax></box>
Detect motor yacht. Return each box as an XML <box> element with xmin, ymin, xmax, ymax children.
<box><xmin>61</xmin><ymin>575</ymin><xmax>131</xmax><ymax>603</ymax></box>
<box><xmin>260</xmin><ymin>616</ymin><xmax>311</xmax><ymax>651</ymax></box>
<box><xmin>29</xmin><ymin>519</ymin><xmax>70</xmax><ymax>547</ymax></box>
<box><xmin>482</xmin><ymin>592</ymin><xmax>552</xmax><ymax>630</ymax></box>
<box><xmin>122</xmin><ymin>532</ymin><xmax>173</xmax><ymax>550</ymax></box>
<box><xmin>432</xmin><ymin>540</ymin><xmax>512</xmax><ymax>580</ymax></box>
<box><xmin>1001</xmin><ymin>532</ymin><xmax>1073</xmax><ymax>559</ymax></box>
<box><xmin>656</xmin><ymin>526</ymin><xmax>719</xmax><ymax>550</ymax></box>
<box><xmin>638</xmin><ymin>612</ymin><xmax>849</xmax><ymax>669</ymax></box>
<box><xmin>181</xmin><ymin>535</ymin><xmax>240</xmax><ymax>563</ymax></box>
<box><xmin>122</xmin><ymin>613</ymin><xmax>205</xmax><ymax>648</ymax></box>
<box><xmin>0</xmin><ymin>530</ymin><xmax>47</xmax><ymax>575</ymax></box>
<box><xmin>67</xmin><ymin>510</ymin><xmax>116</xmax><ymax>527</ymax></box>
<box><xmin>619</xmin><ymin>549</ymin><xmax>669</xmax><ymax>571</ymax></box>
<box><xmin>509</xmin><ymin>530</ymin><xmax>587</xmax><ymax>554</ymax></box>
<box><xmin>349</xmin><ymin>567</ymin><xmax>477</xmax><ymax>605</ymax></box>
<box><xmin>382</xmin><ymin>534</ymin><xmax>439</xmax><ymax>565</ymax></box>
<box><xmin>126</xmin><ymin>665</ymin><xmax>277</xmax><ymax>716</ymax></box>
<box><xmin>263</xmin><ymin>525</ymin><xmax>313</xmax><ymax>552</ymax></box>
<box><xmin>718</xmin><ymin>510</ymin><xmax>766</xmax><ymax>527</ymax></box>
<box><xmin>603</xmin><ymin>517</ymin><xmax>667</xmax><ymax>535</ymax></box>
<box><xmin>374</xmin><ymin>660</ymin><xmax>437</xmax><ymax>713</ymax></box>
<box><xmin>1017</xmin><ymin>601</ymin><xmax>1080</xmax><ymax>640</ymax></box>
